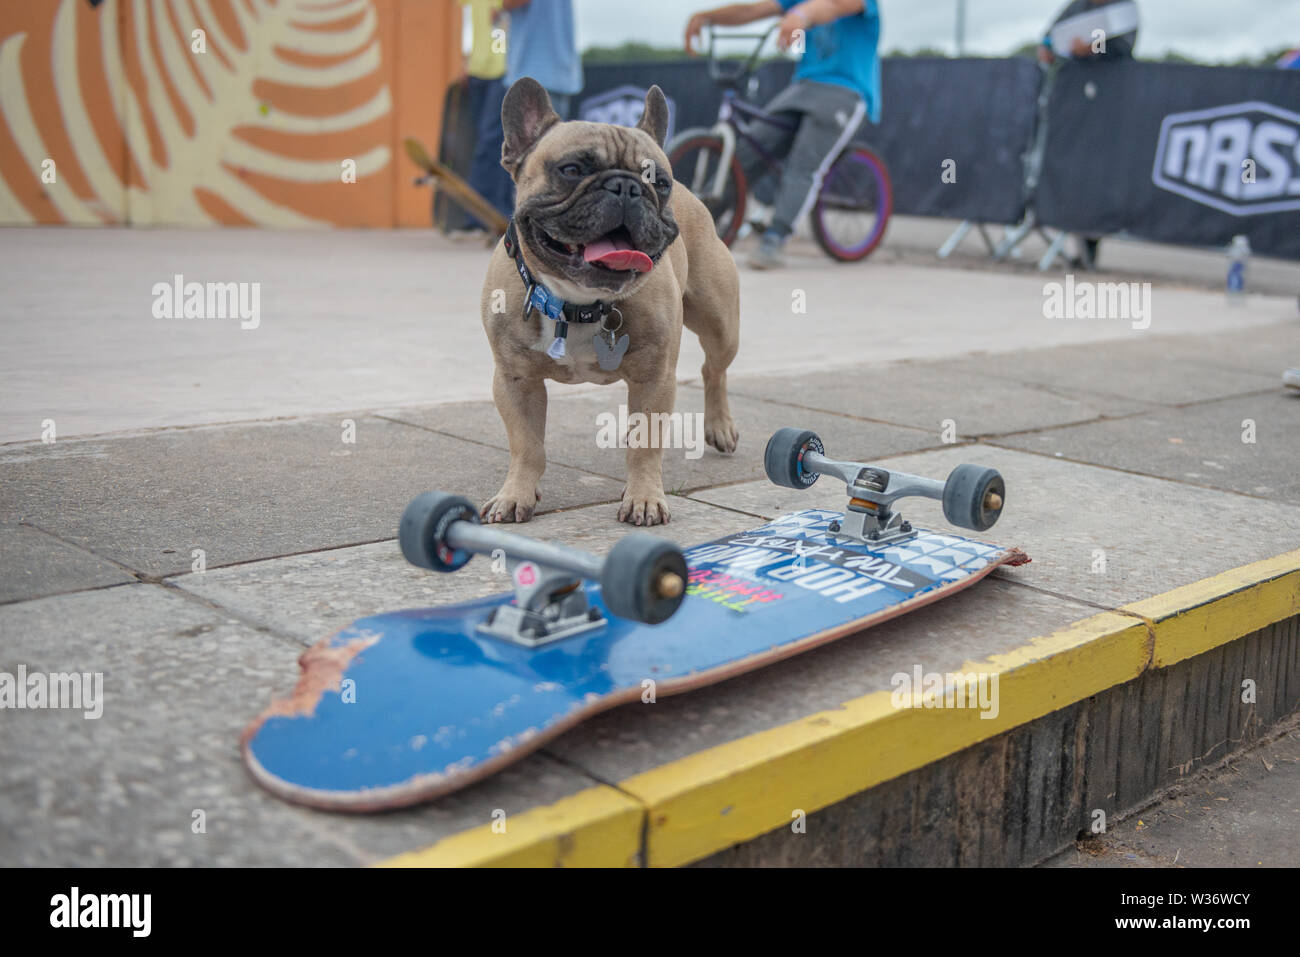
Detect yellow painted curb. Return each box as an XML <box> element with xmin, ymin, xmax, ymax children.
<box><xmin>376</xmin><ymin>786</ymin><xmax>642</xmax><ymax>868</ymax></box>
<box><xmin>621</xmin><ymin>611</ymin><xmax>1149</xmax><ymax>868</ymax></box>
<box><xmin>376</xmin><ymin>548</ymin><xmax>1300</xmax><ymax>869</ymax></box>
<box><xmin>1124</xmin><ymin>547</ymin><xmax>1300</xmax><ymax>668</ymax></box>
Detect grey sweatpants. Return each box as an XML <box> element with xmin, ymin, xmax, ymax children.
<box><xmin>735</xmin><ymin>80</ymin><xmax>867</xmax><ymax>237</ymax></box>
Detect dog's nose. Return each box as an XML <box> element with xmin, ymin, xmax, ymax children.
<box><xmin>603</xmin><ymin>177</ymin><xmax>641</xmax><ymax>198</ymax></box>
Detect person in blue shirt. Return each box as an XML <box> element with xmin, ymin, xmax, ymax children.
<box><xmin>685</xmin><ymin>1</ymin><xmax>881</xmax><ymax>268</ymax></box>
<box><xmin>503</xmin><ymin>0</ymin><xmax>583</xmax><ymax>120</ymax></box>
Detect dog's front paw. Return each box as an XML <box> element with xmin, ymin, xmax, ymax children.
<box><xmin>704</xmin><ymin>413</ymin><xmax>739</xmax><ymax>454</ymax></box>
<box><xmin>481</xmin><ymin>486</ymin><xmax>541</xmax><ymax>524</ymax></box>
<box><xmin>617</xmin><ymin>486</ymin><xmax>670</xmax><ymax>526</ymax></box>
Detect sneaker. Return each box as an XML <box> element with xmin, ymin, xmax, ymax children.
<box><xmin>447</xmin><ymin>226</ymin><xmax>489</xmax><ymax>242</ymax></box>
<box><xmin>748</xmin><ymin>232</ymin><xmax>786</xmax><ymax>270</ymax></box>
<box><xmin>1069</xmin><ymin>236</ymin><xmax>1099</xmax><ymax>271</ymax></box>
<box><xmin>1284</xmin><ymin>369</ymin><xmax>1300</xmax><ymax>391</ymax></box>
<box><xmin>745</xmin><ymin>197</ymin><xmax>774</xmax><ymax>231</ymax></box>
<box><xmin>1082</xmin><ymin>237</ymin><xmax>1100</xmax><ymax>270</ymax></box>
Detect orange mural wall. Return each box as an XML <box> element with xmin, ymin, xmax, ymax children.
<box><xmin>0</xmin><ymin>0</ymin><xmax>461</xmax><ymax>227</ymax></box>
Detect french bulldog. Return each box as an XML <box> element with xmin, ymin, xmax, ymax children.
<box><xmin>478</xmin><ymin>78</ymin><xmax>740</xmax><ymax>526</ymax></box>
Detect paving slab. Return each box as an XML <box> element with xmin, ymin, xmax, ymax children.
<box><xmin>4</xmin><ymin>228</ymin><xmax>1294</xmax><ymax>444</ymax></box>
<box><xmin>0</xmin><ymin>523</ymin><xmax>135</xmax><ymax>604</ymax></box>
<box><xmin>930</xmin><ymin>335</ymin><xmax>1283</xmax><ymax>409</ymax></box>
<box><xmin>175</xmin><ymin>495</ymin><xmax>754</xmax><ymax>645</ymax></box>
<box><xmin>0</xmin><ymin>228</ymin><xmax>494</xmax><ymax>443</ymax></box>
<box><xmin>0</xmin><ymin>584</ymin><xmax>355</xmax><ymax>866</ymax></box>
<box><xmin>0</xmin><ymin>584</ymin><xmax>607</xmax><ymax>866</ymax></box>
<box><xmin>725</xmin><ymin>319</ymin><xmax>1300</xmax><ymax>437</ymax></box>
<box><xmin>383</xmin><ymin>388</ymin><xmax>940</xmax><ymax>495</ymax></box>
<box><xmin>997</xmin><ymin>392</ymin><xmax>1300</xmax><ymax>505</ymax></box>
<box><xmin>726</xmin><ymin>362</ymin><xmax>1151</xmax><ymax>438</ymax></box>
<box><xmin>1125</xmin><ymin>322</ymin><xmax>1300</xmax><ymax>378</ymax></box>
<box><xmin>688</xmin><ymin>445</ymin><xmax>1300</xmax><ymax>608</ymax></box>
<box><xmin>0</xmin><ymin>415</ymin><xmax>623</xmax><ymax>578</ymax></box>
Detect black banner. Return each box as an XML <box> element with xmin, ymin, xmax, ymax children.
<box><xmin>571</xmin><ymin>57</ymin><xmax>1300</xmax><ymax>259</ymax></box>
<box><xmin>1036</xmin><ymin>60</ymin><xmax>1300</xmax><ymax>259</ymax></box>
<box><xmin>869</xmin><ymin>57</ymin><xmax>1040</xmax><ymax>224</ymax></box>
<box><xmin>581</xmin><ymin>60</ymin><xmax>727</xmax><ymax>136</ymax></box>
<box><xmin>582</xmin><ymin>57</ymin><xmax>1038</xmax><ymax>226</ymax></box>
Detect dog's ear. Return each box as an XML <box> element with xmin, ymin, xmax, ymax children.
<box><xmin>636</xmin><ymin>85</ymin><xmax>670</xmax><ymax>148</ymax></box>
<box><xmin>501</xmin><ymin>78</ymin><xmax>561</xmax><ymax>177</ymax></box>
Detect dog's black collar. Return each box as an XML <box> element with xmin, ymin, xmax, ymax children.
<box><xmin>503</xmin><ymin>219</ymin><xmax>612</xmax><ymax>327</ymax></box>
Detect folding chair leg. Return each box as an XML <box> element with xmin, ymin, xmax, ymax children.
<box><xmin>1037</xmin><ymin>230</ymin><xmax>1070</xmax><ymax>271</ymax></box>
<box><xmin>937</xmin><ymin>221</ymin><xmax>974</xmax><ymax>259</ymax></box>
<box><xmin>994</xmin><ymin>213</ymin><xmax>1035</xmax><ymax>261</ymax></box>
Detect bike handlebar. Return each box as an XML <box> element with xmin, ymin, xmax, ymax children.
<box><xmin>704</xmin><ymin>23</ymin><xmax>780</xmax><ymax>85</ymax></box>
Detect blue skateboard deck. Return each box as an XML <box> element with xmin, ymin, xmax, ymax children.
<box><xmin>242</xmin><ymin>509</ymin><xmax>1027</xmax><ymax>811</ymax></box>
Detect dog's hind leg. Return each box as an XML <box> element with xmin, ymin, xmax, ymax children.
<box><xmin>682</xmin><ymin>267</ymin><xmax>740</xmax><ymax>455</ymax></box>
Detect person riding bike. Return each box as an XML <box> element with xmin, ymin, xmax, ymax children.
<box><xmin>685</xmin><ymin>1</ymin><xmax>882</xmax><ymax>270</ymax></box>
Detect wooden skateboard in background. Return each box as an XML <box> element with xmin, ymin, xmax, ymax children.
<box><xmin>404</xmin><ymin>136</ymin><xmax>508</xmax><ymax>237</ymax></box>
<box><xmin>242</xmin><ymin>428</ymin><xmax>1027</xmax><ymax>811</ymax></box>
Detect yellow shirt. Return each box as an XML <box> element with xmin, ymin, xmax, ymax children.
<box><xmin>460</xmin><ymin>0</ymin><xmax>505</xmax><ymax>80</ymax></box>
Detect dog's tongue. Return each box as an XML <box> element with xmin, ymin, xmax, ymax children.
<box><xmin>583</xmin><ymin>234</ymin><xmax>653</xmax><ymax>272</ymax></box>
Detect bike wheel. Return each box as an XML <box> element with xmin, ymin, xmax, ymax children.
<box><xmin>811</xmin><ymin>146</ymin><xmax>892</xmax><ymax>262</ymax></box>
<box><xmin>666</xmin><ymin>134</ymin><xmax>747</xmax><ymax>247</ymax></box>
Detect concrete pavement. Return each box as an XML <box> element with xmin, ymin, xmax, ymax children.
<box><xmin>1</xmin><ymin>224</ymin><xmax>1298</xmax><ymax>866</ymax></box>
<box><xmin>2</xmin><ymin>220</ymin><xmax>1296</xmax><ymax>443</ymax></box>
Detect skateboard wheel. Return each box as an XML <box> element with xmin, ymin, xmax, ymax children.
<box><xmin>399</xmin><ymin>492</ymin><xmax>480</xmax><ymax>572</ymax></box>
<box><xmin>764</xmin><ymin>428</ymin><xmax>825</xmax><ymax>489</ymax></box>
<box><xmin>601</xmin><ymin>535</ymin><xmax>688</xmax><ymax>625</ymax></box>
<box><xmin>942</xmin><ymin>465</ymin><xmax>1005</xmax><ymax>532</ymax></box>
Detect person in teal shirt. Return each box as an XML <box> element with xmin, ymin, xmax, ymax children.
<box><xmin>685</xmin><ymin>1</ymin><xmax>882</xmax><ymax>268</ymax></box>
<box><xmin>504</xmin><ymin>0</ymin><xmax>583</xmax><ymax>119</ymax></box>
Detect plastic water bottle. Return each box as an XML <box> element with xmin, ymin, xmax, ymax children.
<box><xmin>1227</xmin><ymin>235</ymin><xmax>1250</xmax><ymax>305</ymax></box>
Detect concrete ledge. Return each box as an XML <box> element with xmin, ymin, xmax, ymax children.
<box><xmin>1125</xmin><ymin>550</ymin><xmax>1300</xmax><ymax>668</ymax></box>
<box><xmin>377</xmin><ymin>548</ymin><xmax>1300</xmax><ymax>868</ymax></box>
<box><xmin>378</xmin><ymin>787</ymin><xmax>642</xmax><ymax>868</ymax></box>
<box><xmin>623</xmin><ymin>612</ymin><xmax>1151</xmax><ymax>867</ymax></box>
<box><xmin>696</xmin><ymin>613</ymin><xmax>1299</xmax><ymax>866</ymax></box>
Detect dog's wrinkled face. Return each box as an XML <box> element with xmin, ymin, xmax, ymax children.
<box><xmin>501</xmin><ymin>79</ymin><xmax>679</xmax><ymax>297</ymax></box>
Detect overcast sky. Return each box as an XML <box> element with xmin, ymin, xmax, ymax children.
<box><xmin>569</xmin><ymin>0</ymin><xmax>1300</xmax><ymax>62</ymax></box>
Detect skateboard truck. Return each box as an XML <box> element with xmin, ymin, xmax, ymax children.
<box><xmin>764</xmin><ymin>428</ymin><xmax>1006</xmax><ymax>545</ymax></box>
<box><xmin>398</xmin><ymin>493</ymin><xmax>687</xmax><ymax>647</ymax></box>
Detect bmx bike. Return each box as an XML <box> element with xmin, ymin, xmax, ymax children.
<box><xmin>665</xmin><ymin>24</ymin><xmax>893</xmax><ymax>262</ymax></box>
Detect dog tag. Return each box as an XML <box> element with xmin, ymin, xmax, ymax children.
<box><xmin>594</xmin><ymin>331</ymin><xmax>629</xmax><ymax>371</ymax></box>
<box><xmin>547</xmin><ymin>319</ymin><xmax>569</xmax><ymax>360</ymax></box>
